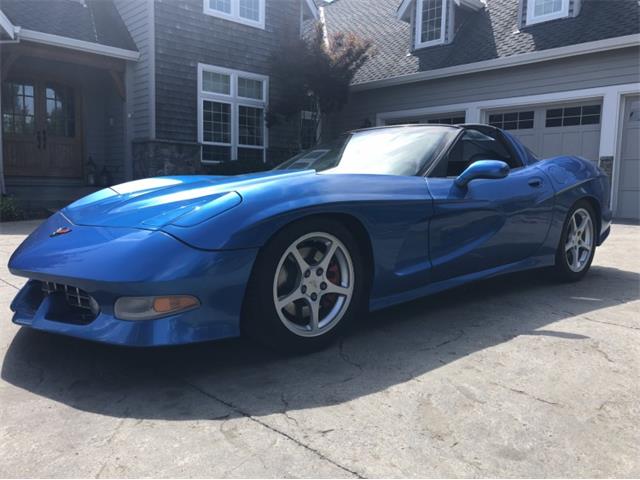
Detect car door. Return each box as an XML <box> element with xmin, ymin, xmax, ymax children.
<box><xmin>426</xmin><ymin>127</ymin><xmax>554</xmax><ymax>282</ymax></box>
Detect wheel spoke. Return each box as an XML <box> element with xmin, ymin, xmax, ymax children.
<box><xmin>317</xmin><ymin>241</ymin><xmax>338</xmax><ymax>271</ymax></box>
<box><xmin>572</xmin><ymin>246</ymin><xmax>580</xmax><ymax>269</ymax></box>
<box><xmin>576</xmin><ymin>213</ymin><xmax>589</xmax><ymax>234</ymax></box>
<box><xmin>288</xmin><ymin>246</ymin><xmax>309</xmax><ymax>273</ymax></box>
<box><xmin>276</xmin><ymin>290</ymin><xmax>305</xmax><ymax>310</ymax></box>
<box><xmin>308</xmin><ymin>299</ymin><xmax>320</xmax><ymax>332</ymax></box>
<box><xmin>324</xmin><ymin>283</ymin><xmax>351</xmax><ymax>296</ymax></box>
<box><xmin>570</xmin><ymin>214</ymin><xmax>578</xmax><ymax>234</ymax></box>
<box><xmin>565</xmin><ymin>239</ymin><xmax>575</xmax><ymax>252</ymax></box>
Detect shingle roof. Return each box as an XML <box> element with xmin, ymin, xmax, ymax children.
<box><xmin>0</xmin><ymin>0</ymin><xmax>137</xmax><ymax>52</ymax></box>
<box><xmin>322</xmin><ymin>0</ymin><xmax>640</xmax><ymax>86</ymax></box>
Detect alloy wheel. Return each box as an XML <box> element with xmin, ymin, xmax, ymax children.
<box><xmin>565</xmin><ymin>208</ymin><xmax>594</xmax><ymax>273</ymax></box>
<box><xmin>272</xmin><ymin>232</ymin><xmax>354</xmax><ymax>337</ymax></box>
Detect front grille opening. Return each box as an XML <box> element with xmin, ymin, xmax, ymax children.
<box><xmin>41</xmin><ymin>281</ymin><xmax>100</xmax><ymax>325</ymax></box>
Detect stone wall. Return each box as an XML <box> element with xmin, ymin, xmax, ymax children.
<box><xmin>133</xmin><ymin>140</ymin><xmax>201</xmax><ymax>179</ymax></box>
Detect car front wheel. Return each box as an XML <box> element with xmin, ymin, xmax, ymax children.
<box><xmin>243</xmin><ymin>218</ymin><xmax>365</xmax><ymax>352</ymax></box>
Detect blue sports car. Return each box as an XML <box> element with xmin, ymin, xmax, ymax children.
<box><xmin>9</xmin><ymin>124</ymin><xmax>611</xmax><ymax>351</ymax></box>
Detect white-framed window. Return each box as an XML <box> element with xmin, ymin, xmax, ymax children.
<box><xmin>203</xmin><ymin>0</ymin><xmax>265</xmax><ymax>29</ymax></box>
<box><xmin>526</xmin><ymin>0</ymin><xmax>570</xmax><ymax>26</ymax></box>
<box><xmin>197</xmin><ymin>63</ymin><xmax>268</xmax><ymax>164</ymax></box>
<box><xmin>415</xmin><ymin>0</ymin><xmax>447</xmax><ymax>49</ymax></box>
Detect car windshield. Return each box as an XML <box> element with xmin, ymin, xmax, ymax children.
<box><xmin>274</xmin><ymin>126</ymin><xmax>456</xmax><ymax>176</ymax></box>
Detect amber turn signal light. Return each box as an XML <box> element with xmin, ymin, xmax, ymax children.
<box><xmin>153</xmin><ymin>295</ymin><xmax>200</xmax><ymax>314</ymax></box>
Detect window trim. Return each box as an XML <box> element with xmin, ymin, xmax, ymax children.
<box><xmin>197</xmin><ymin>63</ymin><xmax>269</xmax><ymax>164</ymax></box>
<box><xmin>525</xmin><ymin>0</ymin><xmax>570</xmax><ymax>26</ymax></box>
<box><xmin>202</xmin><ymin>0</ymin><xmax>265</xmax><ymax>30</ymax></box>
<box><xmin>415</xmin><ymin>0</ymin><xmax>447</xmax><ymax>49</ymax></box>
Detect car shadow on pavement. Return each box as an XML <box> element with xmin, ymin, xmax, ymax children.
<box><xmin>2</xmin><ymin>265</ymin><xmax>638</xmax><ymax>421</ymax></box>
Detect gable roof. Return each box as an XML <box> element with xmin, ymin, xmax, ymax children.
<box><xmin>322</xmin><ymin>0</ymin><xmax>640</xmax><ymax>87</ymax></box>
<box><xmin>0</xmin><ymin>0</ymin><xmax>137</xmax><ymax>52</ymax></box>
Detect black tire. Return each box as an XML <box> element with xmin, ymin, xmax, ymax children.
<box><xmin>242</xmin><ymin>217</ymin><xmax>367</xmax><ymax>353</ymax></box>
<box><xmin>553</xmin><ymin>200</ymin><xmax>597</xmax><ymax>282</ymax></box>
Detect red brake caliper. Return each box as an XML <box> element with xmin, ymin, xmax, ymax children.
<box><xmin>321</xmin><ymin>258</ymin><xmax>341</xmax><ymax>310</ymax></box>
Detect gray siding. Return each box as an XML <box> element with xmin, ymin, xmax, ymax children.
<box><xmin>153</xmin><ymin>0</ymin><xmax>302</xmax><ymax>159</ymax></box>
<box><xmin>331</xmin><ymin>47</ymin><xmax>640</xmax><ymax>135</ymax></box>
<box><xmin>114</xmin><ymin>0</ymin><xmax>154</xmax><ymax>140</ymax></box>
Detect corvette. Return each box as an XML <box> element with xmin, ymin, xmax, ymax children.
<box><xmin>8</xmin><ymin>124</ymin><xmax>611</xmax><ymax>351</ymax></box>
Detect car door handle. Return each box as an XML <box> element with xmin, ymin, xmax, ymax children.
<box><xmin>528</xmin><ymin>177</ymin><xmax>543</xmax><ymax>188</ymax></box>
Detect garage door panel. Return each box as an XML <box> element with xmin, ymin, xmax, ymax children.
<box><xmin>513</xmin><ymin>132</ymin><xmax>538</xmax><ymax>152</ymax></box>
<box><xmin>616</xmin><ymin>96</ymin><xmax>640</xmax><ymax>220</ymax></box>
<box><xmin>540</xmin><ymin>132</ymin><xmax>564</xmax><ymax>157</ymax></box>
<box><xmin>617</xmin><ymin>191</ymin><xmax>640</xmax><ymax>219</ymax></box>
<box><xmin>619</xmin><ymin>159</ymin><xmax>639</xmax><ymax>190</ymax></box>
<box><xmin>621</xmin><ymin>126</ymin><xmax>639</xmax><ymax>158</ymax></box>
<box><xmin>580</xmin><ymin>130</ymin><xmax>601</xmax><ymax>162</ymax></box>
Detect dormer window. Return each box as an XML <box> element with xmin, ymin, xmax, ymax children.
<box><xmin>416</xmin><ymin>0</ymin><xmax>447</xmax><ymax>48</ymax></box>
<box><xmin>525</xmin><ymin>0</ymin><xmax>570</xmax><ymax>26</ymax></box>
<box><xmin>398</xmin><ymin>0</ymin><xmax>484</xmax><ymax>51</ymax></box>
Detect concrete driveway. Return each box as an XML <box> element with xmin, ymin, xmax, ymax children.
<box><xmin>0</xmin><ymin>220</ymin><xmax>638</xmax><ymax>478</ymax></box>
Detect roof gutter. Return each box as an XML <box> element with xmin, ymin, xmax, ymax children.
<box><xmin>351</xmin><ymin>33</ymin><xmax>640</xmax><ymax>92</ymax></box>
<box><xmin>0</xmin><ymin>9</ymin><xmax>17</xmax><ymax>39</ymax></box>
<box><xmin>0</xmin><ymin>21</ymin><xmax>140</xmax><ymax>60</ymax></box>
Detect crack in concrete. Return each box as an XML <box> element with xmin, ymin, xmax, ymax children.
<box><xmin>280</xmin><ymin>393</ymin><xmax>300</xmax><ymax>427</ymax></box>
<box><xmin>590</xmin><ymin>341</ymin><xmax>614</xmax><ymax>363</ymax></box>
<box><xmin>490</xmin><ymin>381</ymin><xmax>563</xmax><ymax>408</ymax></box>
<box><xmin>420</xmin><ymin>329</ymin><xmax>465</xmax><ymax>351</ymax></box>
<box><xmin>94</xmin><ymin>417</ymin><xmax>127</xmax><ymax>478</ymax></box>
<box><xmin>582</xmin><ymin>316</ymin><xmax>640</xmax><ymax>331</ymax></box>
<box><xmin>0</xmin><ymin>278</ymin><xmax>20</xmax><ymax>290</ymax></box>
<box><xmin>184</xmin><ymin>379</ymin><xmax>365</xmax><ymax>478</ymax></box>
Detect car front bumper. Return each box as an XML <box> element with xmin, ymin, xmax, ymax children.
<box><xmin>8</xmin><ymin>213</ymin><xmax>258</xmax><ymax>346</ymax></box>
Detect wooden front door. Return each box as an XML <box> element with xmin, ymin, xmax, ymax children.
<box><xmin>2</xmin><ymin>79</ymin><xmax>82</xmax><ymax>178</ymax></box>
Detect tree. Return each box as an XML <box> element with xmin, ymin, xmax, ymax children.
<box><xmin>268</xmin><ymin>23</ymin><xmax>373</xmax><ymax>148</ymax></box>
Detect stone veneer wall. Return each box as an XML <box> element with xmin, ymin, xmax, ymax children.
<box><xmin>133</xmin><ymin>140</ymin><xmax>296</xmax><ymax>178</ymax></box>
<box><xmin>133</xmin><ymin>140</ymin><xmax>202</xmax><ymax>179</ymax></box>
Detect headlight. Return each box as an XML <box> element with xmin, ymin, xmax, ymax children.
<box><xmin>114</xmin><ymin>295</ymin><xmax>200</xmax><ymax>321</ymax></box>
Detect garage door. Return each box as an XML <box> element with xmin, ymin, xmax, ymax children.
<box><xmin>617</xmin><ymin>95</ymin><xmax>640</xmax><ymax>220</ymax></box>
<box><xmin>488</xmin><ymin>101</ymin><xmax>602</xmax><ymax>163</ymax></box>
<box><xmin>385</xmin><ymin>112</ymin><xmax>466</xmax><ymax>126</ymax></box>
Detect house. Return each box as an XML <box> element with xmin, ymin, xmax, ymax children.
<box><xmin>321</xmin><ymin>0</ymin><xmax>640</xmax><ymax>220</ymax></box>
<box><xmin>0</xmin><ymin>0</ymin><xmax>318</xmax><ymax>214</ymax></box>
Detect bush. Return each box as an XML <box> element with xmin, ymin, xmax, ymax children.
<box><xmin>0</xmin><ymin>195</ymin><xmax>24</xmax><ymax>222</ymax></box>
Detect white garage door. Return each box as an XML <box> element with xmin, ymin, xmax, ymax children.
<box><xmin>617</xmin><ymin>96</ymin><xmax>640</xmax><ymax>220</ymax></box>
<box><xmin>488</xmin><ymin>101</ymin><xmax>602</xmax><ymax>163</ymax></box>
<box><xmin>385</xmin><ymin>112</ymin><xmax>466</xmax><ymax>126</ymax></box>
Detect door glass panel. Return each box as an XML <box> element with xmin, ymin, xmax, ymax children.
<box><xmin>2</xmin><ymin>81</ymin><xmax>35</xmax><ymax>135</ymax></box>
<box><xmin>45</xmin><ymin>85</ymin><xmax>75</xmax><ymax>137</ymax></box>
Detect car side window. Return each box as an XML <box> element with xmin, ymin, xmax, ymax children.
<box><xmin>431</xmin><ymin>128</ymin><xmax>522</xmax><ymax>178</ymax></box>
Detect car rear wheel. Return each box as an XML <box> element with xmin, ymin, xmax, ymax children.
<box><xmin>243</xmin><ymin>218</ymin><xmax>366</xmax><ymax>353</ymax></box>
<box><xmin>554</xmin><ymin>201</ymin><xmax>597</xmax><ymax>282</ymax></box>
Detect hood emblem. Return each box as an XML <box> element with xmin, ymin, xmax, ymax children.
<box><xmin>50</xmin><ymin>227</ymin><xmax>72</xmax><ymax>237</ymax></box>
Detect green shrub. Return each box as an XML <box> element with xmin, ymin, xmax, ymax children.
<box><xmin>0</xmin><ymin>196</ymin><xmax>24</xmax><ymax>222</ymax></box>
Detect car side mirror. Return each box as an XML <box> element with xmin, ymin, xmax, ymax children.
<box><xmin>454</xmin><ymin>160</ymin><xmax>510</xmax><ymax>188</ymax></box>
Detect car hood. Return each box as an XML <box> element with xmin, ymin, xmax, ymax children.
<box><xmin>63</xmin><ymin>170</ymin><xmax>315</xmax><ymax>230</ymax></box>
